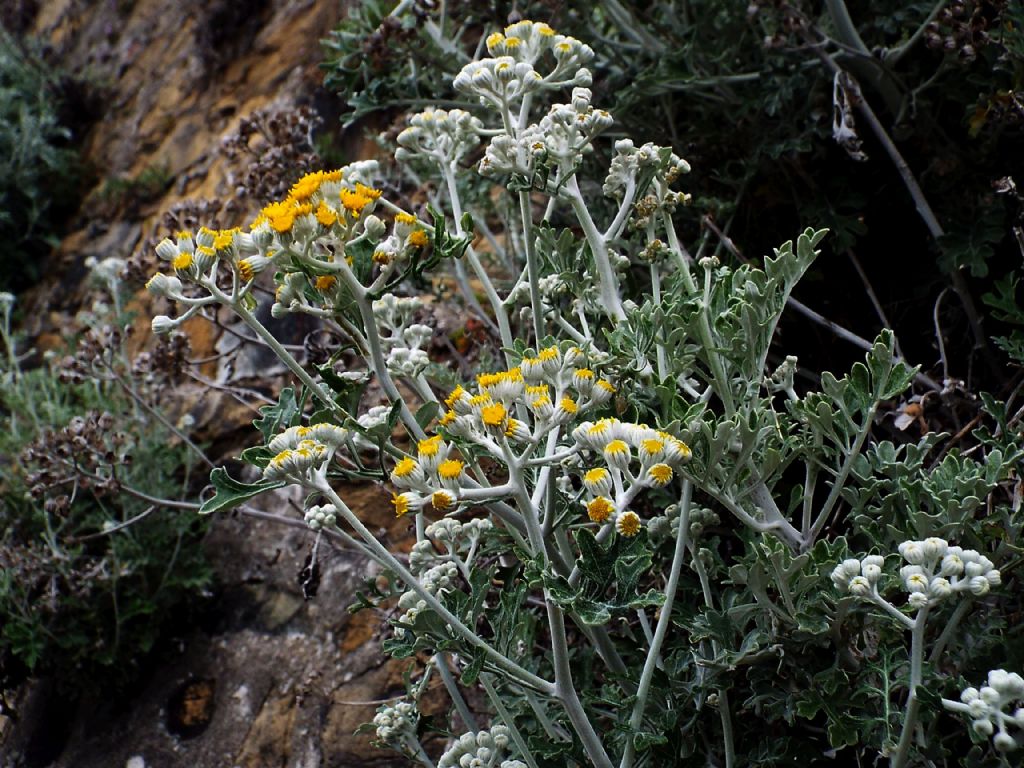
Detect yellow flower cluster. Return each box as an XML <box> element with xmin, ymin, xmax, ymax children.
<box><xmin>436</xmin><ymin>347</ymin><xmax>614</xmax><ymax>445</ymax></box>
<box><xmin>389</xmin><ymin>434</ymin><xmax>467</xmax><ymax>517</ymax></box>
<box><xmin>573</xmin><ymin>418</ymin><xmax>692</xmax><ymax>536</ymax></box>
<box><xmin>254</xmin><ymin>169</ymin><xmax>381</xmax><ymax>235</ymax></box>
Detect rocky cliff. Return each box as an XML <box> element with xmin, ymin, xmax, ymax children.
<box><xmin>3</xmin><ymin>2</ymin><xmax>425</xmax><ymax>766</ymax></box>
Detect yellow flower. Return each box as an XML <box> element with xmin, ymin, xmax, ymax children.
<box><xmin>172</xmin><ymin>251</ymin><xmax>193</xmax><ymax>271</ymax></box>
<box><xmin>213</xmin><ymin>230</ymin><xmax>235</xmax><ymax>250</ymax></box>
<box><xmin>289</xmin><ymin>171</ymin><xmax>323</xmax><ymax>201</ymax></box>
<box><xmin>314</xmin><ymin>275</ymin><xmax>336</xmax><ymax>291</ymax></box>
<box><xmin>418</xmin><ymin>435</ymin><xmax>443</xmax><ymax>458</ymax></box>
<box><xmin>315</xmin><ymin>201</ymin><xmax>338</xmax><ymax>227</ymax></box>
<box><xmin>647</xmin><ymin>463</ymin><xmax>674</xmax><ymax>487</ymax></box>
<box><xmin>395</xmin><ymin>212</ymin><xmax>417</xmax><ymax>225</ymax></box>
<box><xmin>438</xmin><ymin>459</ymin><xmax>464</xmax><ymax>480</ymax></box>
<box><xmin>238</xmin><ymin>258</ymin><xmax>256</xmax><ymax>282</ymax></box>
<box><xmin>393</xmin><ymin>457</ymin><xmax>418</xmax><ymax>478</ymax></box>
<box><xmin>444</xmin><ymin>386</ymin><xmax>466</xmax><ymax>409</ymax></box>
<box><xmin>372</xmin><ymin>250</ymin><xmax>391</xmax><ymax>265</ymax></box>
<box><xmin>355</xmin><ymin>183</ymin><xmax>382</xmax><ymax>201</ymax></box>
<box><xmin>323</xmin><ymin>169</ymin><xmax>343</xmax><ymax>182</ymax></box>
<box><xmin>392</xmin><ymin>493</ymin><xmax>410</xmax><ymax>518</ymax></box>
<box><xmin>431</xmin><ymin>489</ymin><xmax>455</xmax><ymax>511</ymax></box>
<box><xmin>559</xmin><ymin>396</ymin><xmax>578</xmax><ymax>414</ymax></box>
<box><xmin>339</xmin><ymin>188</ymin><xmax>372</xmax><ymax>215</ymax></box>
<box><xmin>408</xmin><ymin>229</ymin><xmax>429</xmax><ymax>248</ymax></box>
<box><xmin>587</xmin><ymin>496</ymin><xmax>614</xmax><ymax>523</ymax></box>
<box><xmin>616</xmin><ymin>511</ymin><xmax>642</xmax><ymax>537</ymax></box>
<box><xmin>439</xmin><ymin>410</ymin><xmax>457</xmax><ymax>426</ymax></box>
<box><xmin>481</xmin><ymin>402</ymin><xmax>507</xmax><ymax>427</ymax></box>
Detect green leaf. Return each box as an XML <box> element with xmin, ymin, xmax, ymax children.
<box><xmin>199</xmin><ymin>467</ymin><xmax>284</xmax><ymax>515</ymax></box>
<box><xmin>238</xmin><ymin>446</ymin><xmax>273</xmax><ymax>469</ymax></box>
<box><xmin>253</xmin><ymin>387</ymin><xmax>299</xmax><ymax>441</ymax></box>
<box><xmin>415</xmin><ymin>400</ymin><xmax>440</xmax><ymax>431</ymax></box>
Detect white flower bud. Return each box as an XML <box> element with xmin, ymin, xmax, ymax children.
<box><xmin>861</xmin><ymin>563</ymin><xmax>882</xmax><ymax>583</ymax></box>
<box><xmin>939</xmin><ymin>553</ymin><xmax>964</xmax><ymax>577</ymax></box>
<box><xmin>155</xmin><ymin>238</ymin><xmax>179</xmax><ymax>261</ymax></box>
<box><xmin>151</xmin><ymin>315</ymin><xmax>176</xmax><ymax>335</ymax></box>
<box><xmin>961</xmin><ymin>687</ymin><xmax>980</xmax><ymax>703</ymax></box>
<box><xmin>898</xmin><ymin>540</ymin><xmax>925</xmax><ymax>565</ymax></box>
<box><xmin>364</xmin><ymin>214</ymin><xmax>387</xmax><ymax>239</ymax></box>
<box><xmin>981</xmin><ymin>686</ymin><xmax>1001</xmax><ymax>705</ymax></box>
<box><xmin>848</xmin><ymin>576</ymin><xmax>871</xmax><ymax>596</ymax></box>
<box><xmin>968</xmin><ymin>698</ymin><xmax>990</xmax><ymax>718</ymax></box>
<box><xmin>862</xmin><ymin>555</ymin><xmax>884</xmax><ymax>569</ymax></box>
<box><xmin>904</xmin><ymin>572</ymin><xmax>929</xmax><ymax>593</ymax></box>
<box><xmin>993</xmin><ymin>731</ymin><xmax>1017</xmax><ymax>752</ymax></box>
<box><xmin>928</xmin><ymin>577</ymin><xmax>952</xmax><ymax>599</ymax></box>
<box><xmin>841</xmin><ymin>559</ymin><xmax>861</xmax><ymax>577</ymax></box>
<box><xmin>907</xmin><ymin>592</ymin><xmax>929</xmax><ymax>609</ymax></box>
<box><xmin>969</xmin><ymin>575</ymin><xmax>991</xmax><ymax>596</ymax></box>
<box><xmin>973</xmin><ymin>718</ymin><xmax>994</xmax><ymax>736</ymax></box>
<box><xmin>922</xmin><ymin>537</ymin><xmax>947</xmax><ymax>559</ymax></box>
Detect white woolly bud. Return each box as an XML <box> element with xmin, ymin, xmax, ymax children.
<box><xmin>151</xmin><ymin>315</ymin><xmax>177</xmax><ymax>335</ymax></box>
<box><xmin>898</xmin><ymin>540</ymin><xmax>926</xmax><ymax>565</ymax></box>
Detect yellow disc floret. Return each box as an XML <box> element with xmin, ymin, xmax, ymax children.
<box><xmin>587</xmin><ymin>496</ymin><xmax>614</xmax><ymax>523</ymax></box>
<box><xmin>393</xmin><ymin>457</ymin><xmax>418</xmax><ymax>478</ymax></box>
<box><xmin>616</xmin><ymin>511</ymin><xmax>642</xmax><ymax>536</ymax></box>
<box><xmin>418</xmin><ymin>435</ymin><xmax>443</xmax><ymax>457</ymax></box>
<box><xmin>438</xmin><ymin>459</ymin><xmax>465</xmax><ymax>480</ymax></box>
<box><xmin>481</xmin><ymin>402</ymin><xmax>507</xmax><ymax>427</ymax></box>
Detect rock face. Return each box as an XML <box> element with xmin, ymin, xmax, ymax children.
<box><xmin>3</xmin><ymin>2</ymin><xmax>435</xmax><ymax>766</ymax></box>
<box><xmin>11</xmin><ymin>484</ymin><xmax>420</xmax><ymax>768</ymax></box>
<box><xmin>23</xmin><ymin>0</ymin><xmax>345</xmax><ymax>331</ymax></box>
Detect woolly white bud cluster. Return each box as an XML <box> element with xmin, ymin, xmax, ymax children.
<box><xmin>372</xmin><ymin>700</ymin><xmax>418</xmax><ymax>745</ymax></box>
<box><xmin>372</xmin><ymin>294</ymin><xmax>434</xmax><ymax>378</ymax></box>
<box><xmin>572</xmin><ymin>418</ymin><xmax>692</xmax><ymax>537</ymax></box>
<box><xmin>897</xmin><ymin>538</ymin><xmax>1000</xmax><ymax>608</ymax></box>
<box><xmin>303</xmin><ymin>503</ymin><xmax>337</xmax><ymax>531</ymax></box>
<box><xmin>393</xmin><ymin>561</ymin><xmax>459</xmax><ymax>639</ymax></box>
<box><xmin>943</xmin><ymin>670</ymin><xmax>1024</xmax><ymax>752</ymax></box>
<box><xmin>437</xmin><ymin>725</ymin><xmax>520</xmax><ymax>768</ymax></box>
<box><xmin>833</xmin><ymin>538</ymin><xmax>1001</xmax><ymax>612</ymax></box>
<box><xmin>395</xmin><ymin>108</ymin><xmax>484</xmax><ymax>165</ymax></box>
<box><xmin>603</xmin><ymin>139</ymin><xmax>691</xmax><ymax>202</ymax></box>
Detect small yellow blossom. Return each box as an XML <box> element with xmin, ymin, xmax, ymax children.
<box><xmin>289</xmin><ymin>171</ymin><xmax>323</xmax><ymax>201</ymax></box>
<box><xmin>559</xmin><ymin>396</ymin><xmax>578</xmax><ymax>414</ymax></box>
<box><xmin>392</xmin><ymin>493</ymin><xmax>410</xmax><ymax>518</ymax></box>
<box><xmin>172</xmin><ymin>251</ymin><xmax>193</xmax><ymax>271</ymax></box>
<box><xmin>372</xmin><ymin>250</ymin><xmax>391</xmax><ymax>265</ymax></box>
<box><xmin>616</xmin><ymin>511</ymin><xmax>642</xmax><ymax>536</ymax></box>
<box><xmin>393</xmin><ymin>457</ymin><xmax>418</xmax><ymax>478</ymax></box>
<box><xmin>647</xmin><ymin>463</ymin><xmax>674</xmax><ymax>487</ymax></box>
<box><xmin>445</xmin><ymin>386</ymin><xmax>466</xmax><ymax>409</ymax></box>
<box><xmin>439</xmin><ymin>410</ymin><xmax>457</xmax><ymax>426</ymax></box>
<box><xmin>431</xmin><ymin>489</ymin><xmax>456</xmax><ymax>511</ymax></box>
<box><xmin>339</xmin><ymin>189</ymin><xmax>372</xmax><ymax>215</ymax></box>
<box><xmin>315</xmin><ymin>201</ymin><xmax>338</xmax><ymax>227</ymax></box>
<box><xmin>408</xmin><ymin>230</ymin><xmax>429</xmax><ymax>248</ymax></box>
<box><xmin>314</xmin><ymin>275</ymin><xmax>337</xmax><ymax>291</ymax></box>
<box><xmin>438</xmin><ymin>459</ymin><xmax>464</xmax><ymax>480</ymax></box>
<box><xmin>587</xmin><ymin>496</ymin><xmax>614</xmax><ymax>523</ymax></box>
<box><xmin>418</xmin><ymin>435</ymin><xmax>443</xmax><ymax>457</ymax></box>
<box><xmin>395</xmin><ymin>212</ymin><xmax>417</xmax><ymax>225</ymax></box>
<box><xmin>481</xmin><ymin>402</ymin><xmax>507</xmax><ymax>427</ymax></box>
<box><xmin>213</xmin><ymin>230</ymin><xmax>235</xmax><ymax>250</ymax></box>
<box><xmin>238</xmin><ymin>258</ymin><xmax>256</xmax><ymax>282</ymax></box>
